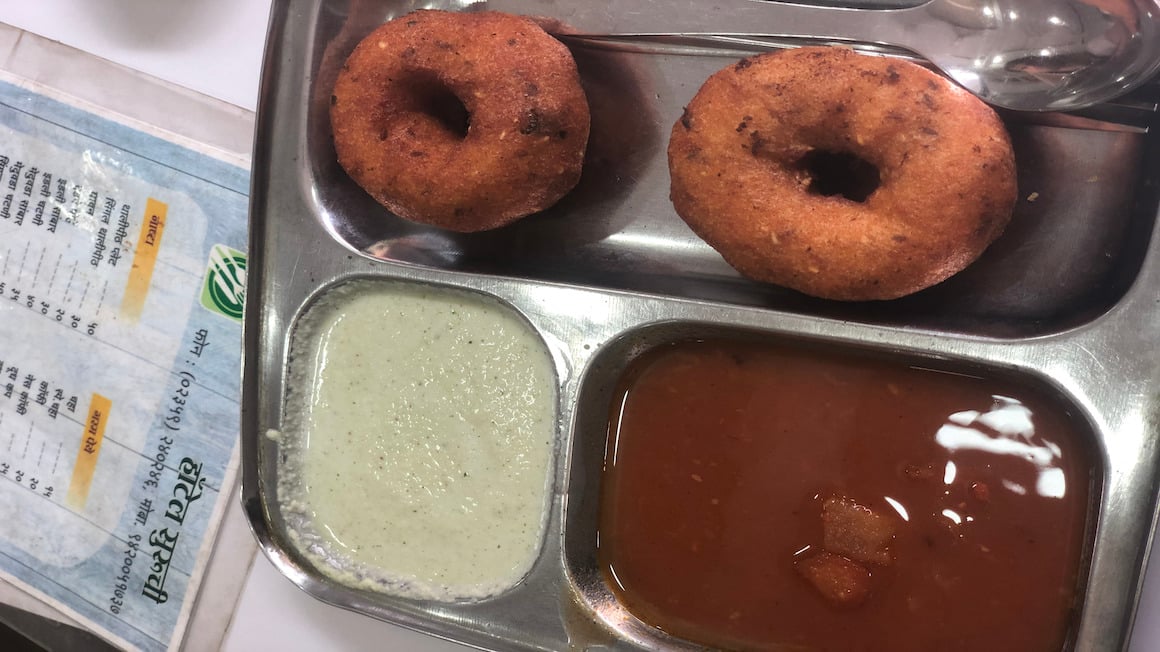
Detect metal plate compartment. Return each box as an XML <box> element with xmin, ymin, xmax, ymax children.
<box><xmin>241</xmin><ymin>0</ymin><xmax>1160</xmax><ymax>650</ymax></box>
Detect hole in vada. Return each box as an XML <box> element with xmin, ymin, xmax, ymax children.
<box><xmin>409</xmin><ymin>73</ymin><xmax>471</xmax><ymax>138</ymax></box>
<box><xmin>795</xmin><ymin>150</ymin><xmax>880</xmax><ymax>203</ymax></box>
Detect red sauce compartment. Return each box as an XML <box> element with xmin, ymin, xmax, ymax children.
<box><xmin>565</xmin><ymin>328</ymin><xmax>1101</xmax><ymax>652</ymax></box>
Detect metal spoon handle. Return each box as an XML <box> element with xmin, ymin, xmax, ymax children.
<box><xmin>473</xmin><ymin>0</ymin><xmax>915</xmax><ymax>45</ymax></box>
<box><xmin>472</xmin><ymin>0</ymin><xmax>1160</xmax><ymax>111</ymax></box>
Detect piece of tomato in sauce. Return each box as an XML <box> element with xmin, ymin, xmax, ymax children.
<box><xmin>597</xmin><ymin>339</ymin><xmax>1094</xmax><ymax>652</ymax></box>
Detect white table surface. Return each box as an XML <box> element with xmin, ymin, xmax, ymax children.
<box><xmin>2</xmin><ymin>2</ymin><xmax>1158</xmax><ymax>651</ymax></box>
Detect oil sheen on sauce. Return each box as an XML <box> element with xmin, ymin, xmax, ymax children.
<box><xmin>279</xmin><ymin>282</ymin><xmax>556</xmax><ymax>600</ymax></box>
<box><xmin>598</xmin><ymin>340</ymin><xmax>1092</xmax><ymax>652</ymax></box>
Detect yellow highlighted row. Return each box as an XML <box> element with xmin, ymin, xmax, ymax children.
<box><xmin>67</xmin><ymin>393</ymin><xmax>112</xmax><ymax>509</ymax></box>
<box><xmin>120</xmin><ymin>197</ymin><xmax>168</xmax><ymax>322</ymax></box>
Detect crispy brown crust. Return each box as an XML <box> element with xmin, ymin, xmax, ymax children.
<box><xmin>668</xmin><ymin>47</ymin><xmax>1017</xmax><ymax>301</ymax></box>
<box><xmin>331</xmin><ymin>10</ymin><xmax>590</xmax><ymax>232</ymax></box>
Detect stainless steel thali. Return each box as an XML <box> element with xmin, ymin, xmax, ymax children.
<box><xmin>240</xmin><ymin>0</ymin><xmax>1160</xmax><ymax>650</ymax></box>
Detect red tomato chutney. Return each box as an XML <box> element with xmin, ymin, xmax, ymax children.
<box><xmin>597</xmin><ymin>339</ymin><xmax>1094</xmax><ymax>652</ymax></box>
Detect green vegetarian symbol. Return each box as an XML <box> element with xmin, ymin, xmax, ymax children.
<box><xmin>200</xmin><ymin>244</ymin><xmax>246</xmax><ymax>321</ymax></box>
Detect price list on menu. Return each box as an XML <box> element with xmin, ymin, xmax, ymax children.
<box><xmin>0</xmin><ymin>78</ymin><xmax>248</xmax><ymax>650</ymax></box>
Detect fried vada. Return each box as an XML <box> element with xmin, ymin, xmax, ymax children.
<box><xmin>331</xmin><ymin>10</ymin><xmax>590</xmax><ymax>232</ymax></box>
<box><xmin>668</xmin><ymin>47</ymin><xmax>1017</xmax><ymax>301</ymax></box>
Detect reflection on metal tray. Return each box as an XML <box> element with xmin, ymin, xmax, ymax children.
<box><xmin>241</xmin><ymin>0</ymin><xmax>1160</xmax><ymax>651</ymax></box>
